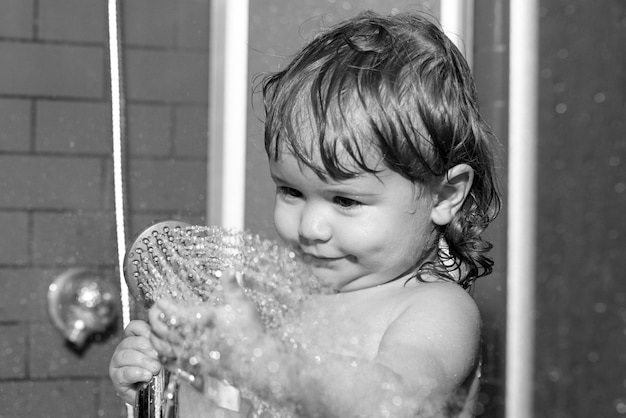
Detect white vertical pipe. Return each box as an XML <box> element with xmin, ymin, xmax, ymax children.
<box><xmin>107</xmin><ymin>1</ymin><xmax>133</xmax><ymax>416</ymax></box>
<box><xmin>107</xmin><ymin>0</ymin><xmax>130</xmax><ymax>333</ymax></box>
<box><xmin>208</xmin><ymin>0</ymin><xmax>249</xmax><ymax>230</ymax></box>
<box><xmin>507</xmin><ymin>0</ymin><xmax>539</xmax><ymax>417</ymax></box>
<box><xmin>440</xmin><ymin>0</ymin><xmax>474</xmax><ymax>68</ymax></box>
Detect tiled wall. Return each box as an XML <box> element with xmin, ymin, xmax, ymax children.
<box><xmin>534</xmin><ymin>1</ymin><xmax>626</xmax><ymax>417</ymax></box>
<box><xmin>0</xmin><ymin>1</ymin><xmax>209</xmax><ymax>417</ymax></box>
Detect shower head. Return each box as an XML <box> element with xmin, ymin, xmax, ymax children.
<box><xmin>123</xmin><ymin>219</ymin><xmax>193</xmax><ymax>309</ymax></box>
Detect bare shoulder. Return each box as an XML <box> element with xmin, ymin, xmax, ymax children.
<box><xmin>389</xmin><ymin>281</ymin><xmax>480</xmax><ymax>326</ymax></box>
<box><xmin>379</xmin><ymin>282</ymin><xmax>481</xmax><ymax>388</ymax></box>
<box><xmin>407</xmin><ymin>281</ymin><xmax>480</xmax><ymax>320</ymax></box>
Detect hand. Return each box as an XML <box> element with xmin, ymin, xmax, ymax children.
<box><xmin>109</xmin><ymin>320</ymin><xmax>162</xmax><ymax>405</ymax></box>
<box><xmin>148</xmin><ymin>270</ymin><xmax>266</xmax><ymax>383</ymax></box>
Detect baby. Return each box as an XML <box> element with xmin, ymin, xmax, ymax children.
<box><xmin>110</xmin><ymin>10</ymin><xmax>501</xmax><ymax>417</ymax></box>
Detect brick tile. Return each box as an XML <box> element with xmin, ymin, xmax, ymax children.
<box><xmin>30</xmin><ymin>321</ymin><xmax>121</xmax><ymax>379</ymax></box>
<box><xmin>127</xmin><ymin>104</ymin><xmax>172</xmax><ymax>156</ymax></box>
<box><xmin>127</xmin><ymin>158</ymin><xmax>206</xmax><ymax>212</ymax></box>
<box><xmin>32</xmin><ymin>212</ymin><xmax>116</xmax><ymax>265</ymax></box>
<box><xmin>0</xmin><ymin>324</ymin><xmax>27</xmax><ymax>379</ymax></box>
<box><xmin>98</xmin><ymin>379</ymin><xmax>128</xmax><ymax>418</ymax></box>
<box><xmin>36</xmin><ymin>100</ymin><xmax>111</xmax><ymax>154</ymax></box>
<box><xmin>0</xmin><ymin>211</ymin><xmax>29</xmax><ymax>265</ymax></box>
<box><xmin>123</xmin><ymin>0</ymin><xmax>176</xmax><ymax>48</ymax></box>
<box><xmin>174</xmin><ymin>106</ymin><xmax>208</xmax><ymax>158</ymax></box>
<box><xmin>177</xmin><ymin>0</ymin><xmax>210</xmax><ymax>49</ymax></box>
<box><xmin>0</xmin><ymin>268</ymin><xmax>57</xmax><ymax>322</ymax></box>
<box><xmin>0</xmin><ymin>155</ymin><xmax>103</xmax><ymax>210</ymax></box>
<box><xmin>125</xmin><ymin>49</ymin><xmax>208</xmax><ymax>103</ymax></box>
<box><xmin>38</xmin><ymin>0</ymin><xmax>105</xmax><ymax>43</ymax></box>
<box><xmin>100</xmin><ymin>158</ymin><xmax>116</xmax><ymax>212</ymax></box>
<box><xmin>0</xmin><ymin>0</ymin><xmax>34</xmax><ymax>39</ymax></box>
<box><xmin>0</xmin><ymin>380</ymin><xmax>98</xmax><ymax>418</ymax></box>
<box><xmin>0</xmin><ymin>98</ymin><xmax>31</xmax><ymax>152</ymax></box>
<box><xmin>0</xmin><ymin>43</ymin><xmax>103</xmax><ymax>99</ymax></box>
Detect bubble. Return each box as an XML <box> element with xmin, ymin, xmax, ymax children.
<box><xmin>267</xmin><ymin>361</ymin><xmax>280</xmax><ymax>374</ymax></box>
<box><xmin>557</xmin><ymin>49</ymin><xmax>569</xmax><ymax>59</ymax></box>
<box><xmin>556</xmin><ymin>103</ymin><xmax>568</xmax><ymax>114</ymax></box>
<box><xmin>594</xmin><ymin>92</ymin><xmax>607</xmax><ymax>103</ymax></box>
<box><xmin>548</xmin><ymin>367</ymin><xmax>562</xmax><ymax>382</ymax></box>
<box><xmin>609</xmin><ymin>156</ymin><xmax>621</xmax><ymax>167</ymax></box>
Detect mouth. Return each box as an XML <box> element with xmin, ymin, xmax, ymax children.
<box><xmin>301</xmin><ymin>252</ymin><xmax>345</xmax><ymax>264</ymax></box>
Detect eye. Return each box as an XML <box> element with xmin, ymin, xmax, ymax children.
<box><xmin>333</xmin><ymin>196</ymin><xmax>362</xmax><ymax>208</ymax></box>
<box><xmin>276</xmin><ymin>186</ymin><xmax>302</xmax><ymax>199</ymax></box>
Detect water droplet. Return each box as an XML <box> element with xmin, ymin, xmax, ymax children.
<box><xmin>609</xmin><ymin>156</ymin><xmax>621</xmax><ymax>167</ymax></box>
<box><xmin>557</xmin><ymin>49</ymin><xmax>569</xmax><ymax>59</ymax></box>
<box><xmin>268</xmin><ymin>361</ymin><xmax>280</xmax><ymax>373</ymax></box>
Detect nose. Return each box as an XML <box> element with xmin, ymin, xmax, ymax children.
<box><xmin>298</xmin><ymin>202</ymin><xmax>332</xmax><ymax>244</ymax></box>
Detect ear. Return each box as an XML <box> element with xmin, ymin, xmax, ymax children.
<box><xmin>430</xmin><ymin>164</ymin><xmax>474</xmax><ymax>226</ymax></box>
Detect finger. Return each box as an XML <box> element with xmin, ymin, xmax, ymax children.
<box><xmin>115</xmin><ymin>335</ymin><xmax>159</xmax><ymax>360</ymax></box>
<box><xmin>124</xmin><ymin>319</ymin><xmax>152</xmax><ymax>338</ymax></box>
<box><xmin>113</xmin><ymin>351</ymin><xmax>161</xmax><ymax>377</ymax></box>
<box><xmin>220</xmin><ymin>269</ymin><xmax>247</xmax><ymax>304</ymax></box>
<box><xmin>149</xmin><ymin>332</ymin><xmax>177</xmax><ymax>359</ymax></box>
<box><xmin>110</xmin><ymin>367</ymin><xmax>154</xmax><ymax>391</ymax></box>
<box><xmin>148</xmin><ymin>303</ymin><xmax>185</xmax><ymax>344</ymax></box>
<box><xmin>116</xmin><ymin>387</ymin><xmax>137</xmax><ymax>406</ymax></box>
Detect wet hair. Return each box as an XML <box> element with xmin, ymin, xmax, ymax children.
<box><xmin>261</xmin><ymin>10</ymin><xmax>501</xmax><ymax>288</ymax></box>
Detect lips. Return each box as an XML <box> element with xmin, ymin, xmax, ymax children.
<box><xmin>301</xmin><ymin>252</ymin><xmax>345</xmax><ymax>264</ymax></box>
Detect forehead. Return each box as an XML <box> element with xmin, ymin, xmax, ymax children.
<box><xmin>270</xmin><ymin>150</ymin><xmax>393</xmax><ymax>189</ymax></box>
<box><xmin>275</xmin><ymin>97</ymin><xmax>384</xmax><ymax>173</ymax></box>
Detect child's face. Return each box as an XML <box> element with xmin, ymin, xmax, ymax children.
<box><xmin>269</xmin><ymin>151</ymin><xmax>438</xmax><ymax>292</ymax></box>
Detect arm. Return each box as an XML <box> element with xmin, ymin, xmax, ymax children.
<box><xmin>150</xmin><ymin>277</ymin><xmax>480</xmax><ymax>417</ymax></box>
<box><xmin>264</xmin><ymin>283</ymin><xmax>481</xmax><ymax>417</ymax></box>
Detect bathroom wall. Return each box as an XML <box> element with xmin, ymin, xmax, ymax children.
<box><xmin>534</xmin><ymin>1</ymin><xmax>626</xmax><ymax>417</ymax></box>
<box><xmin>0</xmin><ymin>1</ymin><xmax>209</xmax><ymax>417</ymax></box>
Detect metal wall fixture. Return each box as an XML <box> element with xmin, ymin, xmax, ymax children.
<box><xmin>47</xmin><ymin>268</ymin><xmax>120</xmax><ymax>350</ymax></box>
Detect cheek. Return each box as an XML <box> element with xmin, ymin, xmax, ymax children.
<box><xmin>341</xmin><ymin>221</ymin><xmax>388</xmax><ymax>256</ymax></box>
<box><xmin>273</xmin><ymin>202</ymin><xmax>297</xmax><ymax>241</ymax></box>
